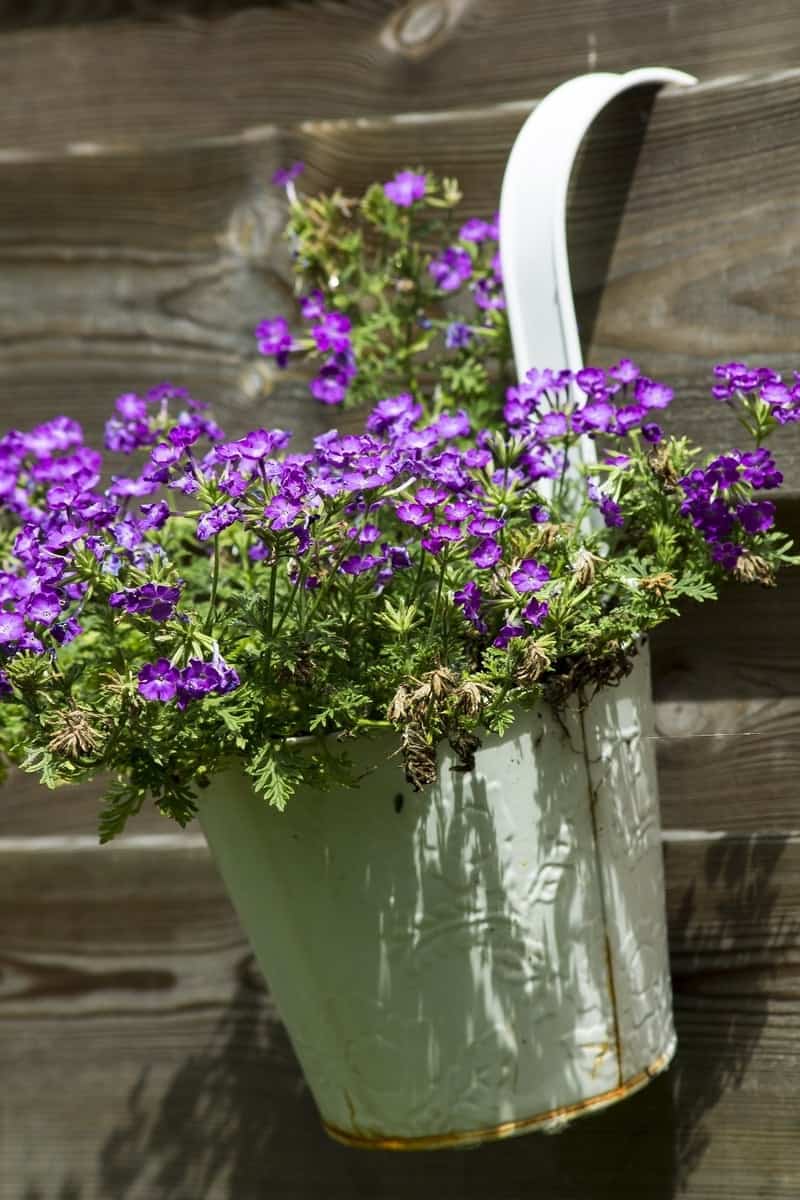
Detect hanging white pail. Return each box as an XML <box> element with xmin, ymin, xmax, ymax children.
<box><xmin>199</xmin><ymin>67</ymin><xmax>695</xmax><ymax>1149</ymax></box>
<box><xmin>199</xmin><ymin>641</ymin><xmax>673</xmax><ymax>1149</ymax></box>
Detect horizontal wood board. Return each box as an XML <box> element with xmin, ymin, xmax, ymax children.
<box><xmin>2</xmin><ymin>833</ymin><xmax>800</xmax><ymax>1197</ymax></box>
<box><xmin>0</xmin><ymin>1</ymin><xmax>800</xmax><ymax>147</ymax></box>
<box><xmin>4</xmin><ymin>75</ymin><xmax>800</xmax><ymax>481</ymax></box>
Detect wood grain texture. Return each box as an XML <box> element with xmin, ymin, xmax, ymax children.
<box><xmin>2</xmin><ymin>0</ymin><xmax>800</xmax><ymax>148</ymax></box>
<box><xmin>1</xmin><ymin>832</ymin><xmax>799</xmax><ymax>1196</ymax></box>
<box><xmin>5</xmin><ymin>75</ymin><xmax>800</xmax><ymax>488</ymax></box>
<box><xmin>0</xmin><ymin>126</ymin><xmax>339</xmax><ymax>456</ymax></box>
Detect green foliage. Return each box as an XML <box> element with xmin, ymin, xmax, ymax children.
<box><xmin>0</xmin><ymin>168</ymin><xmax>796</xmax><ymax>838</ymax></box>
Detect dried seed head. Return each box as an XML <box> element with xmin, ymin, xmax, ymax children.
<box><xmin>454</xmin><ymin>680</ymin><xmax>492</xmax><ymax>717</ymax></box>
<box><xmin>734</xmin><ymin>551</ymin><xmax>776</xmax><ymax>587</ymax></box>
<box><xmin>639</xmin><ymin>571</ymin><xmax>676</xmax><ymax>597</ymax></box>
<box><xmin>531</xmin><ymin>522</ymin><xmax>564</xmax><ymax>549</ymax></box>
<box><xmin>573</xmin><ymin>548</ymin><xmax>601</xmax><ymax>587</ymax></box>
<box><xmin>516</xmin><ymin>640</ymin><xmax>552</xmax><ymax>686</ymax></box>
<box><xmin>401</xmin><ymin>722</ymin><xmax>438</xmax><ymax>791</ymax></box>
<box><xmin>409</xmin><ymin>668</ymin><xmax>457</xmax><ymax>710</ymax></box>
<box><xmin>647</xmin><ymin>443</ymin><xmax>678</xmax><ymax>489</ymax></box>
<box><xmin>48</xmin><ymin>708</ymin><xmax>103</xmax><ymax>759</ymax></box>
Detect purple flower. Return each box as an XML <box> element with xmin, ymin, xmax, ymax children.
<box><xmin>394</xmin><ymin>502</ymin><xmax>430</xmax><ymax>527</ymax></box>
<box><xmin>178</xmin><ymin>659</ymin><xmax>222</xmax><ymax>701</ymax></box>
<box><xmin>340</xmin><ymin>554</ymin><xmax>382</xmax><ymax>575</ymax></box>
<box><xmin>459</xmin><ymin>218</ymin><xmax>491</xmax><ymax>243</ymax></box>
<box><xmin>453</xmin><ymin>581</ymin><xmax>486</xmax><ymax>632</ymax></box>
<box><xmin>25</xmin><ymin>590</ymin><xmax>62</xmax><ymax>625</ymax></box>
<box><xmin>366</xmin><ymin>393</ymin><xmax>421</xmax><ymax>436</ymax></box>
<box><xmin>635</xmin><ymin>378</ymin><xmax>674</xmax><ymax>410</ymax></box>
<box><xmin>236</xmin><ymin>429</ymin><xmax>283</xmax><ymax>461</ymax></box>
<box><xmin>471</xmin><ymin>276</ymin><xmax>505</xmax><ymax>311</ymax></box>
<box><xmin>434</xmin><ymin>409</ymin><xmax>471</xmax><ymax>439</ymax></box>
<box><xmin>271</xmin><ymin>161</ymin><xmax>304</xmax><ymax>187</ymax></box>
<box><xmin>470</xmin><ymin>539</ymin><xmax>502</xmax><ymax>569</ymax></box>
<box><xmin>415</xmin><ymin>485</ymin><xmax>447</xmax><ymax>507</ymax></box>
<box><xmin>445</xmin><ymin>322</ymin><xmax>473</xmax><ymax>350</ymax></box>
<box><xmin>737</xmin><ymin>500</ymin><xmax>775</xmax><ymax>533</ymax></box>
<box><xmin>115</xmin><ymin>393</ymin><xmax>147</xmax><ymax>422</ymax></box>
<box><xmin>428</xmin><ymin>248</ymin><xmax>472</xmax><ymax>293</ymax></box>
<box><xmin>610</xmin><ymin>358</ymin><xmax>640</xmax><ymax>385</ymax></box>
<box><xmin>383</xmin><ymin>170</ymin><xmax>426</xmax><ymax>207</ymax></box>
<box><xmin>493</xmin><ymin>623</ymin><xmax>526</xmax><ymax>649</ymax></box>
<box><xmin>535</xmin><ymin>412</ymin><xmax>568</xmax><ymax>440</ymax></box>
<box><xmin>711</xmin><ymin>541</ymin><xmax>743</xmax><ymax>571</ymax></box>
<box><xmin>150</xmin><ymin>441</ymin><xmax>181</xmax><ymax>467</ymax></box>
<box><xmin>588</xmin><ymin>480</ymin><xmax>624</xmax><ymax>528</ymax></box>
<box><xmin>110</xmin><ymin>583</ymin><xmax>181</xmax><ymax>623</ymax></box>
<box><xmin>300</xmin><ymin>291</ymin><xmax>326</xmax><ymax>321</ymax></box>
<box><xmin>255</xmin><ymin>316</ymin><xmax>294</xmax><ymax>367</ymax></box>
<box><xmin>0</xmin><ymin>612</ymin><xmax>25</xmax><ymax>643</ymax></box>
<box><xmin>522</xmin><ymin>598</ymin><xmax>549</xmax><ymax>626</ymax></box>
<box><xmin>264</xmin><ymin>494</ymin><xmax>302</xmax><ymax>531</ymax></box>
<box><xmin>138</xmin><ymin>659</ymin><xmax>180</xmax><ymax>702</ymax></box>
<box><xmin>310</xmin><ymin>364</ymin><xmax>349</xmax><ymax>406</ymax></box>
<box><xmin>51</xmin><ymin>617</ymin><xmax>82</xmax><ymax>645</ymax></box>
<box><xmin>510</xmin><ymin>559</ymin><xmax>550</xmax><ymax>593</ymax></box>
<box><xmin>572</xmin><ymin>399</ymin><xmax>615</xmax><ymax>435</ymax></box>
<box><xmin>468</xmin><ymin>515</ymin><xmax>504</xmax><ymax>537</ymax></box>
<box><xmin>197</xmin><ymin>502</ymin><xmax>240</xmax><ymax>541</ymax></box>
<box><xmin>311</xmin><ymin>312</ymin><xmax>352</xmax><ymax>354</ymax></box>
<box><xmin>445</xmin><ymin>499</ymin><xmax>477</xmax><ymax>521</ymax></box>
<box><xmin>641</xmin><ymin>422</ymin><xmax>662</xmax><ymax>444</ymax></box>
<box><xmin>576</xmin><ymin>367</ymin><xmax>607</xmax><ymax>394</ymax></box>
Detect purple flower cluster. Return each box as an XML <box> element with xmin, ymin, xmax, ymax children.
<box><xmin>679</xmin><ymin>448</ymin><xmax>782</xmax><ymax>569</ymax></box>
<box><xmin>383</xmin><ymin>170</ymin><xmax>426</xmax><ymax>207</ymax></box>
<box><xmin>0</xmin><ymin>385</ymin><xmax>227</xmax><ymax>674</ymax></box>
<box><xmin>138</xmin><ymin>653</ymin><xmax>240</xmax><ymax>705</ymax></box>
<box><xmin>505</xmin><ymin>361</ymin><xmax>671</xmax><ymax>447</ymax></box>
<box><xmin>109</xmin><ymin>583</ymin><xmax>182</xmax><ymax>623</ymax></box>
<box><xmin>712</xmin><ymin>361</ymin><xmax>800</xmax><ymax>425</ymax></box>
<box><xmin>255</xmin><ymin>292</ymin><xmax>357</xmax><ymax>407</ymax></box>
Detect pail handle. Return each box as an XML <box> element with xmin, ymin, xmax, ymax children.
<box><xmin>499</xmin><ymin>68</ymin><xmax>696</xmax><ymax>414</ymax></box>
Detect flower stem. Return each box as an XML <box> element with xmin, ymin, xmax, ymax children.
<box><xmin>204</xmin><ymin>536</ymin><xmax>220</xmax><ymax>633</ymax></box>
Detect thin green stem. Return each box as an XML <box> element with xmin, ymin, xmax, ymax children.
<box><xmin>204</xmin><ymin>536</ymin><xmax>221</xmax><ymax>633</ymax></box>
<box><xmin>266</xmin><ymin>557</ymin><xmax>279</xmax><ymax>640</ymax></box>
<box><xmin>428</xmin><ymin>551</ymin><xmax>449</xmax><ymax>639</ymax></box>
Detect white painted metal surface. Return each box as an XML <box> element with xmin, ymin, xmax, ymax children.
<box><xmin>199</xmin><ymin>645</ymin><xmax>673</xmax><ymax>1147</ymax></box>
<box><xmin>199</xmin><ymin>67</ymin><xmax>695</xmax><ymax>1147</ymax></box>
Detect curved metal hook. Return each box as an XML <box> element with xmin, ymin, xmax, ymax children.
<box><xmin>499</xmin><ymin>68</ymin><xmax>696</xmax><ymax>386</ymax></box>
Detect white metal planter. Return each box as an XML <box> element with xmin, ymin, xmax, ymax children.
<box><xmin>199</xmin><ymin>67</ymin><xmax>694</xmax><ymax>1149</ymax></box>
<box><xmin>199</xmin><ymin>644</ymin><xmax>673</xmax><ymax>1149</ymax></box>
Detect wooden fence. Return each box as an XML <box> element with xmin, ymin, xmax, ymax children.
<box><xmin>2</xmin><ymin>3</ymin><xmax>800</xmax><ymax>1196</ymax></box>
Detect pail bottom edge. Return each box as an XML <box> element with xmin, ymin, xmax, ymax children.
<box><xmin>322</xmin><ymin>1036</ymin><xmax>677</xmax><ymax>1152</ymax></box>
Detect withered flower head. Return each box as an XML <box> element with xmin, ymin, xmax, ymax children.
<box><xmin>734</xmin><ymin>550</ymin><xmax>776</xmax><ymax>587</ymax></box>
<box><xmin>516</xmin><ymin>640</ymin><xmax>552</xmax><ymax>686</ymax></box>
<box><xmin>48</xmin><ymin>708</ymin><xmax>104</xmax><ymax>760</ymax></box>
<box><xmin>401</xmin><ymin>722</ymin><xmax>438</xmax><ymax>791</ymax></box>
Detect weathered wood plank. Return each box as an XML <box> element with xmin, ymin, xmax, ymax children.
<box><xmin>5</xmin><ymin>76</ymin><xmax>800</xmax><ymax>482</ymax></box>
<box><xmin>1</xmin><ymin>833</ymin><xmax>799</xmax><ymax>1196</ymax></box>
<box><xmin>0</xmin><ymin>127</ymin><xmax>337</xmax><ymax>451</ymax></box>
<box><xmin>2</xmin><ymin>1</ymin><xmax>800</xmax><ymax>150</ymax></box>
<box><xmin>286</xmin><ymin>73</ymin><xmax>800</xmax><ymax>479</ymax></box>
